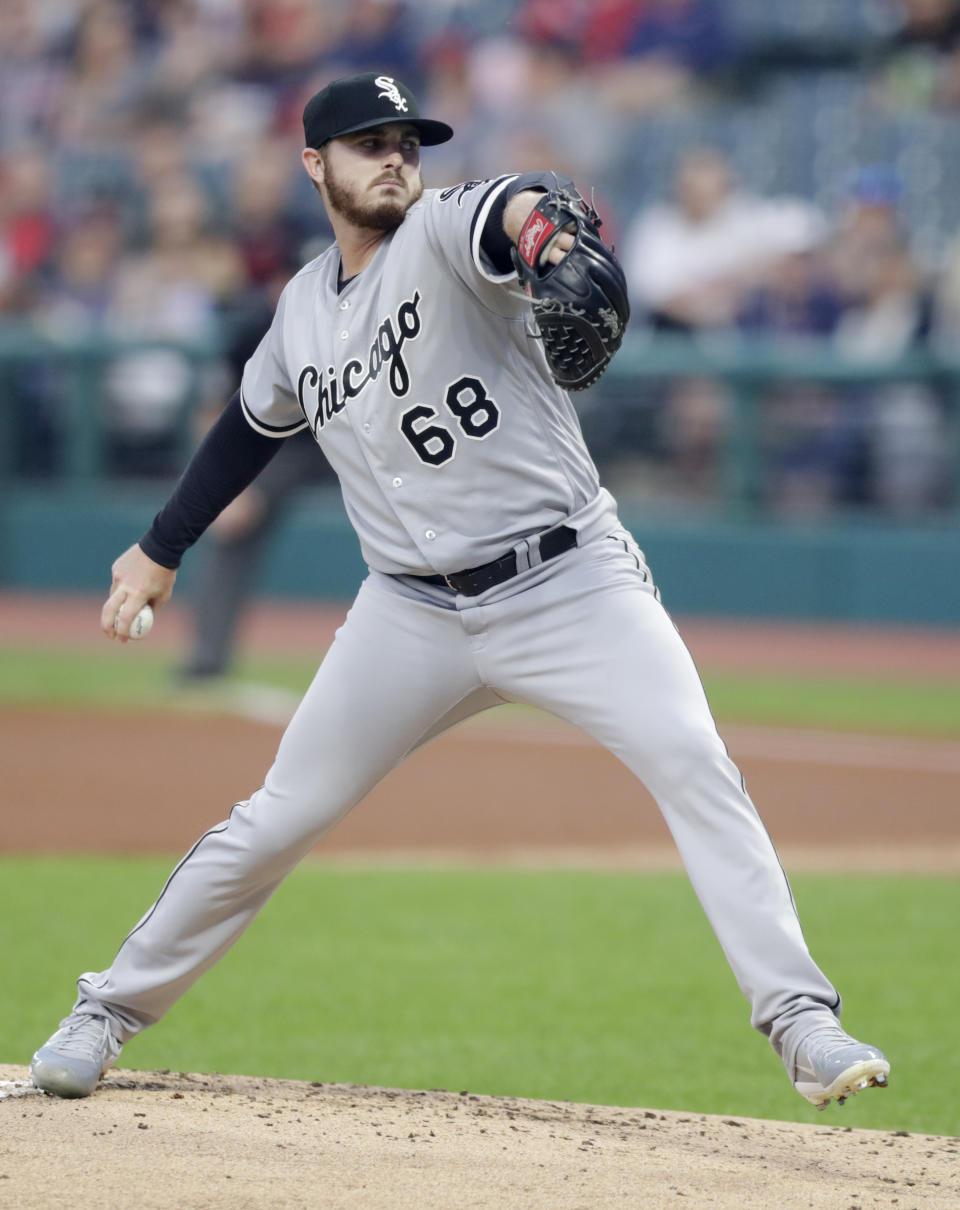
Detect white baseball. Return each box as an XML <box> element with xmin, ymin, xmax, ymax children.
<box><xmin>117</xmin><ymin>603</ymin><xmax>154</xmax><ymax>640</ymax></box>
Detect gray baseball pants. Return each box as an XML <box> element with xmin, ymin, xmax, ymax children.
<box><xmin>76</xmin><ymin>526</ymin><xmax>840</xmax><ymax>1063</ymax></box>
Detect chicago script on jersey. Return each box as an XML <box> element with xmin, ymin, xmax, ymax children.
<box><xmin>297</xmin><ymin>291</ymin><xmax>423</xmax><ymax>433</ymax></box>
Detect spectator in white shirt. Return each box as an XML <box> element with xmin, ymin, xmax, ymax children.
<box><xmin>622</xmin><ymin>146</ymin><xmax>827</xmax><ymax>333</ymax></box>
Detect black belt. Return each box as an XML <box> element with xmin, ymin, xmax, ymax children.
<box><xmin>420</xmin><ymin>525</ymin><xmax>577</xmax><ymax>597</ymax></box>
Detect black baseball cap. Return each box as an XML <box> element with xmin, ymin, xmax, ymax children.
<box><xmin>303</xmin><ymin>72</ymin><xmax>454</xmax><ymax>149</ymax></box>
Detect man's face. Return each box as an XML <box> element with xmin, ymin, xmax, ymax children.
<box><xmin>317</xmin><ymin>123</ymin><xmax>423</xmax><ymax>231</ymax></box>
<box><xmin>676</xmin><ymin>150</ymin><xmax>731</xmax><ymax>223</ymax></box>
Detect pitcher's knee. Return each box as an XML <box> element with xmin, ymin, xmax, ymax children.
<box><xmin>640</xmin><ymin>722</ymin><xmax>730</xmax><ymax>796</ymax></box>
<box><xmin>209</xmin><ymin>792</ymin><xmax>329</xmax><ymax>882</ymax></box>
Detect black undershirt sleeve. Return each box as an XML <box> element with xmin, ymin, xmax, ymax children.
<box><xmin>479</xmin><ymin>170</ymin><xmax>575</xmax><ymax>275</ymax></box>
<box><xmin>138</xmin><ymin>390</ymin><xmax>291</xmax><ymax>569</ymax></box>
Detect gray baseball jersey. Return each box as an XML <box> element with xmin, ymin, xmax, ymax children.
<box><xmin>239</xmin><ymin>176</ymin><xmax>617</xmax><ymax>576</ymax></box>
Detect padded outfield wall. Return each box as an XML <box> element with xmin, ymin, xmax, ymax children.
<box><xmin>1</xmin><ymin>334</ymin><xmax>958</xmax><ymax>625</ymax></box>
<box><xmin>3</xmin><ymin>485</ymin><xmax>959</xmax><ymax>625</ymax></box>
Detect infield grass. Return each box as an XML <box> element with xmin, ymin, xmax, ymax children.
<box><xmin>1</xmin><ymin>645</ymin><xmax>959</xmax><ymax>735</ymax></box>
<box><xmin>3</xmin><ymin>857</ymin><xmax>958</xmax><ymax>1137</ymax></box>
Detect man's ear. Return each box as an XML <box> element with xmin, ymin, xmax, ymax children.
<box><xmin>302</xmin><ymin>147</ymin><xmax>324</xmax><ymax>187</ymax></box>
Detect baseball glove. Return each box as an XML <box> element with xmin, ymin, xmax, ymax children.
<box><xmin>511</xmin><ymin>187</ymin><xmax>630</xmax><ymax>391</ymax></box>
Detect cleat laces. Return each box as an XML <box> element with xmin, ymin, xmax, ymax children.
<box><xmin>52</xmin><ymin>1015</ymin><xmax>112</xmax><ymax>1058</ymax></box>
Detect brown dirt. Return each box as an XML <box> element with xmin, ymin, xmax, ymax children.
<box><xmin>2</xmin><ymin>1067</ymin><xmax>958</xmax><ymax>1210</ymax></box>
<box><xmin>5</xmin><ymin>589</ymin><xmax>960</xmax><ymax>678</ymax></box>
<box><xmin>3</xmin><ymin>591</ymin><xmax>958</xmax><ymax>866</ymax></box>
<box><xmin>3</xmin><ymin>593</ymin><xmax>960</xmax><ymax>1207</ymax></box>
<box><xmin>4</xmin><ymin>707</ymin><xmax>960</xmax><ymax>870</ymax></box>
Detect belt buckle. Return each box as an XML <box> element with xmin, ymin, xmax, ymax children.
<box><xmin>443</xmin><ymin>574</ymin><xmax>458</xmax><ymax>591</ymax></box>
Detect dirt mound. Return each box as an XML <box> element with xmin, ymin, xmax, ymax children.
<box><xmin>2</xmin><ymin>1065</ymin><xmax>956</xmax><ymax>1209</ymax></box>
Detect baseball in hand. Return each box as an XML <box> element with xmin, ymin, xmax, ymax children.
<box><xmin>117</xmin><ymin>604</ymin><xmax>154</xmax><ymax>640</ymax></box>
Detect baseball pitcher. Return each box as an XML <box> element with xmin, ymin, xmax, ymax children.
<box><xmin>32</xmin><ymin>73</ymin><xmax>889</xmax><ymax>1111</ymax></box>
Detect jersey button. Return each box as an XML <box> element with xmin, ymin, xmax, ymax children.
<box><xmin>338</xmin><ymin>300</ymin><xmax>350</xmax><ymax>310</ymax></box>
<box><xmin>425</xmin><ymin>529</ymin><xmax>437</xmax><ymax>541</ymax></box>
<box><xmin>362</xmin><ymin>423</ymin><xmax>371</xmax><ymax>434</ymax></box>
<box><xmin>392</xmin><ymin>476</ymin><xmax>403</xmax><ymax>487</ymax></box>
<box><xmin>339</xmin><ymin>330</ymin><xmax>349</xmax><ymax>340</ymax></box>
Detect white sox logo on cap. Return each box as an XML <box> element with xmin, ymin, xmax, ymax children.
<box><xmin>375</xmin><ymin>76</ymin><xmax>408</xmax><ymax>113</ymax></box>
<box><xmin>302</xmin><ymin>73</ymin><xmax>453</xmax><ymax>147</ymax></box>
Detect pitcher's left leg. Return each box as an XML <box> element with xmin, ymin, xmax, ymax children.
<box><xmin>482</xmin><ymin>537</ymin><xmax>888</xmax><ymax>1104</ymax></box>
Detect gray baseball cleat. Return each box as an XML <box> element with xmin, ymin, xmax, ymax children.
<box><xmin>31</xmin><ymin>1012</ymin><xmax>122</xmax><ymax>1098</ymax></box>
<box><xmin>792</xmin><ymin>1021</ymin><xmax>890</xmax><ymax>1109</ymax></box>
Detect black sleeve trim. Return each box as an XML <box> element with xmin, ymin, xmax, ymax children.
<box><xmin>468</xmin><ymin>175</ymin><xmax>516</xmax><ymax>274</ymax></box>
<box><xmin>478</xmin><ymin>171</ymin><xmax>576</xmax><ymax>275</ymax></box>
<box><xmin>139</xmin><ymin>391</ymin><xmax>290</xmax><ymax>569</ymax></box>
<box><xmin>240</xmin><ymin>387</ymin><xmax>308</xmax><ymax>436</ymax></box>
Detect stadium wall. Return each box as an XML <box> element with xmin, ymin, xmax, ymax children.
<box><xmin>3</xmin><ymin>485</ymin><xmax>958</xmax><ymax>624</ymax></box>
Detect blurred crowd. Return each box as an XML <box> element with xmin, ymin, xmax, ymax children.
<box><xmin>2</xmin><ymin>0</ymin><xmax>960</xmax><ymax>515</ymax></box>
<box><xmin>614</xmin><ymin>147</ymin><xmax>954</xmax><ymax>517</ymax></box>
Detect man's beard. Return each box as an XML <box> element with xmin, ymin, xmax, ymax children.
<box><xmin>323</xmin><ymin>167</ymin><xmax>423</xmax><ymax>231</ymax></box>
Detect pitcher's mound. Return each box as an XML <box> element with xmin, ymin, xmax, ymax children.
<box><xmin>1</xmin><ymin>1065</ymin><xmax>955</xmax><ymax>1208</ymax></box>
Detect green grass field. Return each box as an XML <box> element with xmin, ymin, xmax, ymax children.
<box><xmin>3</xmin><ymin>644</ymin><xmax>959</xmax><ymax>1138</ymax></box>
<box><xmin>2</xmin><ymin>644</ymin><xmax>959</xmax><ymax>735</ymax></box>
<box><xmin>4</xmin><ymin>858</ymin><xmax>958</xmax><ymax>1137</ymax></box>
